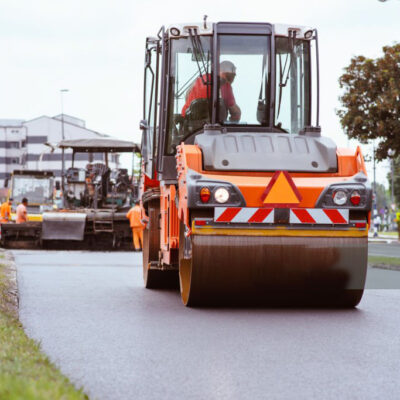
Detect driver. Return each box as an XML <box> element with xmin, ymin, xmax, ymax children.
<box><xmin>181</xmin><ymin>60</ymin><xmax>241</xmax><ymax>122</ymax></box>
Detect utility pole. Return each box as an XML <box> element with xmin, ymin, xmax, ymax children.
<box><xmin>372</xmin><ymin>142</ymin><xmax>378</xmax><ymax>237</ymax></box>
<box><xmin>60</xmin><ymin>89</ymin><xmax>69</xmax><ymax>199</ymax></box>
<box><xmin>373</xmin><ymin>142</ymin><xmax>376</xmax><ymax>196</ymax></box>
<box><xmin>392</xmin><ymin>158</ymin><xmax>395</xmax><ymax>205</ymax></box>
<box><xmin>387</xmin><ymin>149</ymin><xmax>395</xmax><ymax>207</ymax></box>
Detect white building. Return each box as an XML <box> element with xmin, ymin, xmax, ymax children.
<box><xmin>0</xmin><ymin>114</ymin><xmax>119</xmax><ymax>187</ymax></box>
<box><xmin>0</xmin><ymin>119</ymin><xmax>27</xmax><ymax>185</ymax></box>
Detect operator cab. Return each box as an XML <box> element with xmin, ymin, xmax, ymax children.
<box><xmin>141</xmin><ymin>21</ymin><xmax>320</xmax><ymax>179</ymax></box>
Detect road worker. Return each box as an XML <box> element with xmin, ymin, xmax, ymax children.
<box><xmin>0</xmin><ymin>198</ymin><xmax>13</xmax><ymax>223</ymax></box>
<box><xmin>181</xmin><ymin>60</ymin><xmax>241</xmax><ymax>121</ymax></box>
<box><xmin>126</xmin><ymin>201</ymin><xmax>144</xmax><ymax>251</ymax></box>
<box><xmin>16</xmin><ymin>198</ymin><xmax>28</xmax><ymax>224</ymax></box>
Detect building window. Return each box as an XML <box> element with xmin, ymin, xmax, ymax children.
<box><xmin>11</xmin><ymin>129</ymin><xmax>19</xmax><ymax>134</ymax></box>
<box><xmin>9</xmin><ymin>142</ymin><xmax>19</xmax><ymax>149</ymax></box>
<box><xmin>11</xmin><ymin>158</ymin><xmax>19</xmax><ymax>164</ymax></box>
<box><xmin>21</xmin><ymin>141</ymin><xmax>26</xmax><ymax>148</ymax></box>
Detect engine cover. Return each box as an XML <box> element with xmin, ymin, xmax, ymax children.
<box><xmin>195</xmin><ymin>130</ymin><xmax>338</xmax><ymax>173</ymax></box>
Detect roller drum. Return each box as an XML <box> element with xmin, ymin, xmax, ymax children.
<box><xmin>179</xmin><ymin>233</ymin><xmax>367</xmax><ymax>307</ymax></box>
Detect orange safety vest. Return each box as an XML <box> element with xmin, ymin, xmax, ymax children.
<box><xmin>0</xmin><ymin>202</ymin><xmax>11</xmax><ymax>223</ymax></box>
<box><xmin>126</xmin><ymin>205</ymin><xmax>143</xmax><ymax>228</ymax></box>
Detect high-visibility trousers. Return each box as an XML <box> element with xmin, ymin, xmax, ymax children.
<box><xmin>132</xmin><ymin>227</ymin><xmax>143</xmax><ymax>250</ymax></box>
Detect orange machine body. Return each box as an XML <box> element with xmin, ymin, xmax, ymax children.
<box><xmin>141</xmin><ymin>143</ymin><xmax>370</xmax><ymax>266</ymax></box>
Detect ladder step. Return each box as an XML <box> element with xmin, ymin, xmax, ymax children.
<box><xmin>93</xmin><ymin>212</ymin><xmax>114</xmax><ymax>233</ymax></box>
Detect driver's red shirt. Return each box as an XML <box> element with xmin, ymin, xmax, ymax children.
<box><xmin>181</xmin><ymin>74</ymin><xmax>235</xmax><ymax>116</ymax></box>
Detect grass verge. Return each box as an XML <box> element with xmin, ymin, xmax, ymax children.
<box><xmin>378</xmin><ymin>231</ymin><xmax>398</xmax><ymax>237</ymax></box>
<box><xmin>0</xmin><ymin>253</ymin><xmax>88</xmax><ymax>400</ymax></box>
<box><xmin>369</xmin><ymin>255</ymin><xmax>400</xmax><ymax>271</ymax></box>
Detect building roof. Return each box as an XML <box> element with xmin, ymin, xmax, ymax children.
<box><xmin>24</xmin><ymin>114</ymin><xmax>109</xmax><ymax>138</ymax></box>
<box><xmin>53</xmin><ymin>114</ymin><xmax>86</xmax><ymax>128</ymax></box>
<box><xmin>0</xmin><ymin>119</ymin><xmax>25</xmax><ymax>127</ymax></box>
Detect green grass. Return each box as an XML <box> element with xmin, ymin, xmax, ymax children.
<box><xmin>0</xmin><ymin>261</ymin><xmax>88</xmax><ymax>400</ymax></box>
<box><xmin>378</xmin><ymin>231</ymin><xmax>398</xmax><ymax>237</ymax></box>
<box><xmin>368</xmin><ymin>255</ymin><xmax>400</xmax><ymax>266</ymax></box>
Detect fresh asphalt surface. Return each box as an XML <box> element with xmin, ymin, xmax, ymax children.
<box><xmin>14</xmin><ymin>247</ymin><xmax>400</xmax><ymax>400</ymax></box>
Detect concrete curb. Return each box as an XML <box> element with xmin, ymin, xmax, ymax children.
<box><xmin>368</xmin><ymin>238</ymin><xmax>399</xmax><ymax>244</ymax></box>
<box><xmin>371</xmin><ymin>263</ymin><xmax>400</xmax><ymax>271</ymax></box>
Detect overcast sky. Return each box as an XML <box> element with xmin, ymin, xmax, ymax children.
<box><xmin>1</xmin><ymin>0</ymin><xmax>399</xmax><ymax>185</ymax></box>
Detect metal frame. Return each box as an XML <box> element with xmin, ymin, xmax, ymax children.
<box><xmin>142</xmin><ymin>36</ymin><xmax>161</xmax><ymax>180</ymax></box>
<box><xmin>314</xmin><ymin>29</ymin><xmax>320</xmax><ymax>127</ymax></box>
<box><xmin>157</xmin><ymin>26</ymin><xmax>168</xmax><ymax>174</ymax></box>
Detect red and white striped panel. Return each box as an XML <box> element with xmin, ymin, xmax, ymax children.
<box><xmin>214</xmin><ymin>207</ymin><xmax>274</xmax><ymax>223</ymax></box>
<box><xmin>290</xmin><ymin>208</ymin><xmax>349</xmax><ymax>225</ymax></box>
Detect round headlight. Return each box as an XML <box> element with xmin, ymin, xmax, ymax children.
<box><xmin>214</xmin><ymin>187</ymin><xmax>230</xmax><ymax>204</ymax></box>
<box><xmin>333</xmin><ymin>190</ymin><xmax>347</xmax><ymax>206</ymax></box>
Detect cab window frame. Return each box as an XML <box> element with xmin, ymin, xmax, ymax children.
<box><xmin>216</xmin><ymin>33</ymin><xmax>272</xmax><ymax>128</ymax></box>
<box><xmin>274</xmin><ymin>36</ymin><xmax>312</xmax><ymax>134</ymax></box>
<box><xmin>164</xmin><ymin>35</ymin><xmax>213</xmax><ymax>156</ymax></box>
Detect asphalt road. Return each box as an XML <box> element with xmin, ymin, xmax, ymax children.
<box><xmin>14</xmin><ymin>249</ymin><xmax>400</xmax><ymax>400</ymax></box>
<box><xmin>369</xmin><ymin>242</ymin><xmax>400</xmax><ymax>258</ymax></box>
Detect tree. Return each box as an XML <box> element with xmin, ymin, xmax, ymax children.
<box><xmin>337</xmin><ymin>43</ymin><xmax>400</xmax><ymax>160</ymax></box>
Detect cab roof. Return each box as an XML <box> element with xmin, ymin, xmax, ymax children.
<box><xmin>166</xmin><ymin>21</ymin><xmax>313</xmax><ymax>39</ymax></box>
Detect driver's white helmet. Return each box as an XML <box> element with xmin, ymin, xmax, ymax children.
<box><xmin>220</xmin><ymin>60</ymin><xmax>236</xmax><ymax>74</ymax></box>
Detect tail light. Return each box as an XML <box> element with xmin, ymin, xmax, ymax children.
<box><xmin>355</xmin><ymin>222</ymin><xmax>366</xmax><ymax>228</ymax></box>
<box><xmin>199</xmin><ymin>187</ymin><xmax>211</xmax><ymax>203</ymax></box>
<box><xmin>350</xmin><ymin>191</ymin><xmax>361</xmax><ymax>206</ymax></box>
<box><xmin>316</xmin><ymin>175</ymin><xmax>371</xmax><ymax>210</ymax></box>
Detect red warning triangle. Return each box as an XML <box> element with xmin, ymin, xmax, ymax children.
<box><xmin>261</xmin><ymin>171</ymin><xmax>302</xmax><ymax>208</ymax></box>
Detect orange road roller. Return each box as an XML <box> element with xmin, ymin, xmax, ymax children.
<box><xmin>139</xmin><ymin>20</ymin><xmax>371</xmax><ymax>307</ymax></box>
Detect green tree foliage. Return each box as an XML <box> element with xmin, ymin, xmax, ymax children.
<box><xmin>337</xmin><ymin>43</ymin><xmax>400</xmax><ymax>160</ymax></box>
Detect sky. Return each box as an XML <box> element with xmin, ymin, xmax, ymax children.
<box><xmin>1</xmin><ymin>0</ymin><xmax>400</xmax><ymax>186</ymax></box>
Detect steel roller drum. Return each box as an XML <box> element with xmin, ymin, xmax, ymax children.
<box><xmin>179</xmin><ymin>234</ymin><xmax>367</xmax><ymax>307</ymax></box>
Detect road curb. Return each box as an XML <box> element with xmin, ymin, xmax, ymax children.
<box><xmin>368</xmin><ymin>239</ymin><xmax>399</xmax><ymax>244</ymax></box>
<box><xmin>371</xmin><ymin>263</ymin><xmax>400</xmax><ymax>271</ymax></box>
